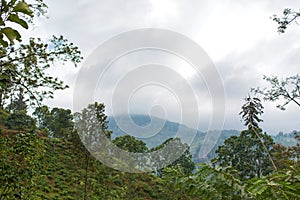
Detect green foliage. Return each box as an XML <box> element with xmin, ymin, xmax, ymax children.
<box><xmin>0</xmin><ymin>134</ymin><xmax>178</xmax><ymax>199</ymax></box>
<box><xmin>0</xmin><ymin>36</ymin><xmax>82</xmax><ymax>108</ymax></box>
<box><xmin>4</xmin><ymin>110</ymin><xmax>36</xmax><ymax>132</ymax></box>
<box><xmin>247</xmin><ymin>166</ymin><xmax>300</xmax><ymax>199</ymax></box>
<box><xmin>240</xmin><ymin>96</ymin><xmax>277</xmax><ymax>172</ymax></box>
<box><xmin>240</xmin><ymin>96</ymin><xmax>264</xmax><ymax>130</ymax></box>
<box><xmin>216</xmin><ymin>129</ymin><xmax>274</xmax><ymax>179</ymax></box>
<box><xmin>0</xmin><ymin>0</ymin><xmax>47</xmax><ymax>46</ymax></box>
<box><xmin>151</xmin><ymin>137</ymin><xmax>195</xmax><ymax>176</ymax></box>
<box><xmin>6</xmin><ymin>87</ymin><xmax>27</xmax><ymax>112</ymax></box>
<box><xmin>49</xmin><ymin>107</ymin><xmax>74</xmax><ymax>138</ymax></box>
<box><xmin>33</xmin><ymin>106</ymin><xmax>74</xmax><ymax>138</ymax></box>
<box><xmin>252</xmin><ymin>75</ymin><xmax>300</xmax><ymax>110</ymax></box>
<box><xmin>0</xmin><ymin>133</ymin><xmax>45</xmax><ymax>199</ymax></box>
<box><xmin>33</xmin><ymin>105</ymin><xmax>52</xmax><ymax>129</ymax></box>
<box><xmin>74</xmin><ymin>102</ymin><xmax>111</xmax><ymax>143</ymax></box>
<box><xmin>272</xmin><ymin>144</ymin><xmax>294</xmax><ymax>170</ymax></box>
<box><xmin>163</xmin><ymin>164</ymin><xmax>248</xmax><ymax>200</ymax></box>
<box><xmin>113</xmin><ymin>135</ymin><xmax>148</xmax><ymax>153</ymax></box>
<box><xmin>273</xmin><ymin>132</ymin><xmax>300</xmax><ymax>170</ymax></box>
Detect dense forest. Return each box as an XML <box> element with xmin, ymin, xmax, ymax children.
<box><xmin>1</xmin><ymin>1</ymin><xmax>300</xmax><ymax>199</ymax></box>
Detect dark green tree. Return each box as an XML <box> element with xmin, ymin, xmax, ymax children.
<box><xmin>4</xmin><ymin>110</ymin><xmax>36</xmax><ymax>133</ymax></box>
<box><xmin>215</xmin><ymin>97</ymin><xmax>276</xmax><ymax>179</ymax></box>
<box><xmin>113</xmin><ymin>135</ymin><xmax>148</xmax><ymax>153</ymax></box>
<box><xmin>151</xmin><ymin>137</ymin><xmax>195</xmax><ymax>176</ymax></box>
<box><xmin>241</xmin><ymin>96</ymin><xmax>277</xmax><ymax>171</ymax></box>
<box><xmin>32</xmin><ymin>105</ymin><xmax>51</xmax><ymax>130</ymax></box>
<box><xmin>6</xmin><ymin>87</ymin><xmax>27</xmax><ymax>112</ymax></box>
<box><xmin>33</xmin><ymin>106</ymin><xmax>74</xmax><ymax>138</ymax></box>
<box><xmin>94</xmin><ymin>102</ymin><xmax>111</xmax><ymax>139</ymax></box>
<box><xmin>49</xmin><ymin>107</ymin><xmax>74</xmax><ymax>138</ymax></box>
<box><xmin>216</xmin><ymin>129</ymin><xmax>274</xmax><ymax>179</ymax></box>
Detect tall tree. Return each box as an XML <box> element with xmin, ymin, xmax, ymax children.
<box><xmin>240</xmin><ymin>96</ymin><xmax>263</xmax><ymax>130</ymax></box>
<box><xmin>74</xmin><ymin>102</ymin><xmax>110</xmax><ymax>200</ymax></box>
<box><xmin>4</xmin><ymin>110</ymin><xmax>36</xmax><ymax>133</ymax></box>
<box><xmin>6</xmin><ymin>87</ymin><xmax>27</xmax><ymax>112</ymax></box>
<box><xmin>215</xmin><ymin>97</ymin><xmax>276</xmax><ymax>179</ymax></box>
<box><xmin>240</xmin><ymin>96</ymin><xmax>277</xmax><ymax>171</ymax></box>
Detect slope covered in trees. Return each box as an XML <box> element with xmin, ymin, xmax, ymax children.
<box><xmin>0</xmin><ymin>1</ymin><xmax>300</xmax><ymax>199</ymax></box>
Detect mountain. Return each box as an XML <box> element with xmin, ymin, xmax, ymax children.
<box><xmin>108</xmin><ymin>115</ymin><xmax>299</xmax><ymax>163</ymax></box>
<box><xmin>108</xmin><ymin>114</ymin><xmax>198</xmax><ymax>148</ymax></box>
<box><xmin>108</xmin><ymin>115</ymin><xmax>240</xmax><ymax>163</ymax></box>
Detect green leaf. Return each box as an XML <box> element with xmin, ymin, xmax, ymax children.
<box><xmin>13</xmin><ymin>1</ymin><xmax>34</xmax><ymax>17</ymax></box>
<box><xmin>0</xmin><ymin>16</ymin><xmax>5</xmax><ymax>26</ymax></box>
<box><xmin>0</xmin><ymin>35</ymin><xmax>9</xmax><ymax>47</ymax></box>
<box><xmin>1</xmin><ymin>0</ymin><xmax>9</xmax><ymax>12</ymax></box>
<box><xmin>1</xmin><ymin>27</ymin><xmax>21</xmax><ymax>44</ymax></box>
<box><xmin>7</xmin><ymin>14</ymin><xmax>29</xmax><ymax>29</ymax></box>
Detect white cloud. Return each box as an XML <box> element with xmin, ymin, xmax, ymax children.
<box><xmin>25</xmin><ymin>0</ymin><xmax>300</xmax><ymax>133</ymax></box>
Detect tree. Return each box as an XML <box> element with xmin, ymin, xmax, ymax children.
<box><xmin>4</xmin><ymin>110</ymin><xmax>36</xmax><ymax>133</ymax></box>
<box><xmin>240</xmin><ymin>96</ymin><xmax>263</xmax><ymax>130</ymax></box>
<box><xmin>272</xmin><ymin>8</ymin><xmax>300</xmax><ymax>33</ymax></box>
<box><xmin>0</xmin><ymin>36</ymin><xmax>82</xmax><ymax>108</ymax></box>
<box><xmin>6</xmin><ymin>87</ymin><xmax>27</xmax><ymax>112</ymax></box>
<box><xmin>247</xmin><ymin>166</ymin><xmax>300</xmax><ymax>199</ymax></box>
<box><xmin>74</xmin><ymin>102</ymin><xmax>110</xmax><ymax>200</ymax></box>
<box><xmin>151</xmin><ymin>137</ymin><xmax>195</xmax><ymax>176</ymax></box>
<box><xmin>113</xmin><ymin>135</ymin><xmax>148</xmax><ymax>153</ymax></box>
<box><xmin>94</xmin><ymin>102</ymin><xmax>111</xmax><ymax>139</ymax></box>
<box><xmin>252</xmin><ymin>75</ymin><xmax>300</xmax><ymax>111</ymax></box>
<box><xmin>33</xmin><ymin>106</ymin><xmax>74</xmax><ymax>138</ymax></box>
<box><xmin>240</xmin><ymin>96</ymin><xmax>277</xmax><ymax>171</ymax></box>
<box><xmin>215</xmin><ymin>97</ymin><xmax>276</xmax><ymax>179</ymax></box>
<box><xmin>216</xmin><ymin>130</ymin><xmax>274</xmax><ymax>179</ymax></box>
<box><xmin>272</xmin><ymin>143</ymin><xmax>294</xmax><ymax>170</ymax></box>
<box><xmin>0</xmin><ymin>0</ymin><xmax>47</xmax><ymax>47</ymax></box>
<box><xmin>0</xmin><ymin>0</ymin><xmax>82</xmax><ymax>109</ymax></box>
<box><xmin>48</xmin><ymin>107</ymin><xmax>74</xmax><ymax>138</ymax></box>
<box><xmin>33</xmin><ymin>105</ymin><xmax>51</xmax><ymax>130</ymax></box>
<box><xmin>162</xmin><ymin>163</ymin><xmax>247</xmax><ymax>200</ymax></box>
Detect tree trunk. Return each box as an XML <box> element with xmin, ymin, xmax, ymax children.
<box><xmin>84</xmin><ymin>150</ymin><xmax>89</xmax><ymax>200</ymax></box>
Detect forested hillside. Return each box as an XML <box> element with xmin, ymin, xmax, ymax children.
<box><xmin>1</xmin><ymin>0</ymin><xmax>300</xmax><ymax>199</ymax></box>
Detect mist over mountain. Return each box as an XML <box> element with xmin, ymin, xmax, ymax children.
<box><xmin>108</xmin><ymin>115</ymin><xmax>299</xmax><ymax>163</ymax></box>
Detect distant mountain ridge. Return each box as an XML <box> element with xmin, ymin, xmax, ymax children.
<box><xmin>108</xmin><ymin>115</ymin><xmax>298</xmax><ymax>163</ymax></box>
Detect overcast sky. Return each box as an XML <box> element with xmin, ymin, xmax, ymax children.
<box><xmin>24</xmin><ymin>0</ymin><xmax>300</xmax><ymax>134</ymax></box>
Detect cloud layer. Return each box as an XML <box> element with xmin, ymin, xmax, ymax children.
<box><xmin>24</xmin><ymin>0</ymin><xmax>300</xmax><ymax>133</ymax></box>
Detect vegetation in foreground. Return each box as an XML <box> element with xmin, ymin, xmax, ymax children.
<box><xmin>0</xmin><ymin>0</ymin><xmax>300</xmax><ymax>199</ymax></box>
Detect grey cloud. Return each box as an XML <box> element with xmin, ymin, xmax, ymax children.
<box><xmin>32</xmin><ymin>0</ymin><xmax>300</xmax><ymax>133</ymax></box>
